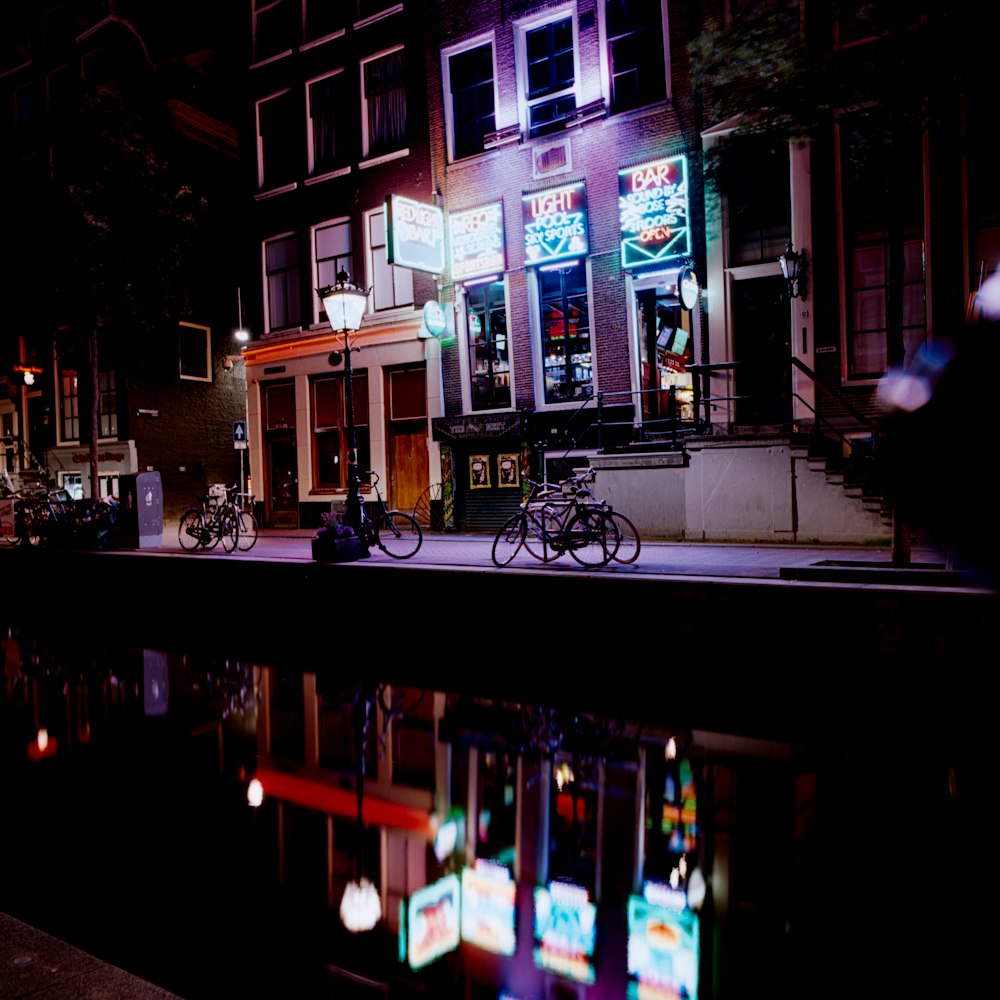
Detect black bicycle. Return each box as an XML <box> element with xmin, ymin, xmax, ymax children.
<box><xmin>357</xmin><ymin>470</ymin><xmax>422</xmax><ymax>558</ymax></box>
<box><xmin>178</xmin><ymin>486</ymin><xmax>239</xmax><ymax>553</ymax></box>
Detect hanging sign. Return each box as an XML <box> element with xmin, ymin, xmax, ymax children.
<box><xmin>619</xmin><ymin>154</ymin><xmax>690</xmax><ymax>270</ymax></box>
<box><xmin>421</xmin><ymin>301</ymin><xmax>447</xmax><ymax>338</ymax></box>
<box><xmin>386</xmin><ymin>194</ymin><xmax>445</xmax><ymax>274</ymax></box>
<box><xmin>449</xmin><ymin>202</ymin><xmax>506</xmax><ymax>281</ymax></box>
<box><xmin>677</xmin><ymin>266</ymin><xmax>700</xmax><ymax>310</ymax></box>
<box><xmin>522</xmin><ymin>182</ymin><xmax>589</xmax><ymax>266</ymax></box>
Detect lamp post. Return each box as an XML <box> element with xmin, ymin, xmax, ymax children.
<box><xmin>318</xmin><ymin>271</ymin><xmax>369</xmax><ymax>540</ymax></box>
<box><xmin>777</xmin><ymin>240</ymin><xmax>805</xmax><ymax>300</ymax></box>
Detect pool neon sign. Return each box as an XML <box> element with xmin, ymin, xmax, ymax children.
<box><xmin>449</xmin><ymin>202</ymin><xmax>506</xmax><ymax>281</ymax></box>
<box><xmin>618</xmin><ymin>154</ymin><xmax>690</xmax><ymax>270</ymax></box>
<box><xmin>522</xmin><ymin>182</ymin><xmax>589</xmax><ymax>266</ymax></box>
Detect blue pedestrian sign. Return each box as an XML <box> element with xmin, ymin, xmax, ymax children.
<box><xmin>233</xmin><ymin>420</ymin><xmax>247</xmax><ymax>449</ymax></box>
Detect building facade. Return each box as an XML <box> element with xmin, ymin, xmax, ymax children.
<box><xmin>0</xmin><ymin>0</ymin><xmax>247</xmax><ymax>522</ymax></box>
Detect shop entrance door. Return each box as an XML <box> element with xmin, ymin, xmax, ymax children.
<box><xmin>732</xmin><ymin>275</ymin><xmax>791</xmax><ymax>427</ymax></box>
<box><xmin>388</xmin><ymin>420</ymin><xmax>427</xmax><ymax>513</ymax></box>
<box><xmin>266</xmin><ymin>434</ymin><xmax>298</xmax><ymax>527</ymax></box>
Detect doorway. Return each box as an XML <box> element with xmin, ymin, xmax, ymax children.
<box><xmin>385</xmin><ymin>366</ymin><xmax>428</xmax><ymax>512</ymax></box>
<box><xmin>267</xmin><ymin>435</ymin><xmax>298</xmax><ymax>527</ymax></box>
<box><xmin>732</xmin><ymin>275</ymin><xmax>791</xmax><ymax>427</ymax></box>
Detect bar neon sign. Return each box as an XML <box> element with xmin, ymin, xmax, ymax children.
<box><xmin>619</xmin><ymin>154</ymin><xmax>690</xmax><ymax>270</ymax></box>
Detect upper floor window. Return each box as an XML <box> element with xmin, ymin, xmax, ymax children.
<box><xmin>723</xmin><ymin>134</ymin><xmax>791</xmax><ymax>267</ymax></box>
<box><xmin>313</xmin><ymin>218</ymin><xmax>354</xmax><ymax>324</ymax></box>
<box><xmin>60</xmin><ymin>368</ymin><xmax>79</xmax><ymax>442</ymax></box>
<box><xmin>257</xmin><ymin>90</ymin><xmax>298</xmax><ymax>190</ymax></box>
<box><xmin>98</xmin><ymin>370</ymin><xmax>117</xmax><ymax>439</ymax></box>
<box><xmin>356</xmin><ymin>1</ymin><xmax>401</xmax><ymax>22</ymax></box>
<box><xmin>605</xmin><ymin>0</ymin><xmax>667</xmax><ymax>114</ymax></box>
<box><xmin>467</xmin><ymin>281</ymin><xmax>511</xmax><ymax>411</ymax></box>
<box><xmin>518</xmin><ymin>11</ymin><xmax>578</xmax><ymax>139</ymax></box>
<box><xmin>445</xmin><ymin>41</ymin><xmax>496</xmax><ymax>160</ymax></box>
<box><xmin>304</xmin><ymin>0</ymin><xmax>346</xmax><ymax>41</ymax></box>
<box><xmin>361</xmin><ymin>46</ymin><xmax>406</xmax><ymax>159</ymax></box>
<box><xmin>81</xmin><ymin>47</ymin><xmax>108</xmax><ymax>84</ymax></box>
<box><xmin>307</xmin><ymin>70</ymin><xmax>349</xmax><ymax>176</ymax></box>
<box><xmin>178</xmin><ymin>322</ymin><xmax>212</xmax><ymax>382</ymax></box>
<box><xmin>366</xmin><ymin>208</ymin><xmax>413</xmax><ymax>312</ymax></box>
<box><xmin>265</xmin><ymin>233</ymin><xmax>303</xmax><ymax>332</ymax></box>
<box><xmin>14</xmin><ymin>82</ymin><xmax>40</xmax><ymax>129</ymax></box>
<box><xmin>253</xmin><ymin>0</ymin><xmax>294</xmax><ymax>63</ymax></box>
<box><xmin>840</xmin><ymin>112</ymin><xmax>926</xmax><ymax>380</ymax></box>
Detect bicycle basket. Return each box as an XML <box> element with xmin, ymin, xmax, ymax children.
<box><xmin>208</xmin><ymin>484</ymin><xmax>227</xmax><ymax>499</ymax></box>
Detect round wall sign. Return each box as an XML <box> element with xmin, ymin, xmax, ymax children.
<box><xmin>422</xmin><ymin>300</ymin><xmax>447</xmax><ymax>337</ymax></box>
<box><xmin>678</xmin><ymin>267</ymin><xmax>700</xmax><ymax>311</ymax></box>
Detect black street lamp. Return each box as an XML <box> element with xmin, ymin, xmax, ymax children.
<box><xmin>317</xmin><ymin>271</ymin><xmax>369</xmax><ymax>542</ymax></box>
<box><xmin>777</xmin><ymin>240</ymin><xmax>806</xmax><ymax>300</ymax></box>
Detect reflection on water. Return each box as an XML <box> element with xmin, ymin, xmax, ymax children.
<box><xmin>1</xmin><ymin>625</ymin><xmax>331</xmax><ymax>999</ymax></box>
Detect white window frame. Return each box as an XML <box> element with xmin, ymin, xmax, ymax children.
<box><xmin>441</xmin><ymin>33</ymin><xmax>499</xmax><ymax>163</ymax></box>
<box><xmin>528</xmin><ymin>258</ymin><xmax>596</xmax><ymax>410</ymax></box>
<box><xmin>262</xmin><ymin>230</ymin><xmax>303</xmax><ymax>334</ymax></box>
<box><xmin>306</xmin><ymin>67</ymin><xmax>349</xmax><ymax>179</ymax></box>
<box><xmin>365</xmin><ymin>206</ymin><xmax>413</xmax><ymax>313</ymax></box>
<box><xmin>312</xmin><ymin>217</ymin><xmax>354</xmax><ymax>325</ymax></box>
<box><xmin>255</xmin><ymin>87</ymin><xmax>297</xmax><ymax>194</ymax></box>
<box><xmin>597</xmin><ymin>0</ymin><xmax>672</xmax><ymax>113</ymax></box>
<box><xmin>360</xmin><ymin>44</ymin><xmax>408</xmax><ymax>162</ymax></box>
<box><xmin>514</xmin><ymin>3</ymin><xmax>581</xmax><ymax>140</ymax></box>
<box><xmin>178</xmin><ymin>322</ymin><xmax>212</xmax><ymax>383</ymax></box>
<box><xmin>457</xmin><ymin>277</ymin><xmax>515</xmax><ymax>414</ymax></box>
<box><xmin>252</xmin><ymin>0</ymin><xmax>293</xmax><ymax>66</ymax></box>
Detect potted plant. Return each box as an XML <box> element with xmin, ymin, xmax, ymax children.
<box><xmin>312</xmin><ymin>507</ymin><xmax>362</xmax><ymax>563</ymax></box>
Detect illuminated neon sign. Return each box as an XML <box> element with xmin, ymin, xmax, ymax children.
<box><xmin>387</xmin><ymin>194</ymin><xmax>446</xmax><ymax>274</ymax></box>
<box><xmin>618</xmin><ymin>154</ymin><xmax>690</xmax><ymax>270</ymax></box>
<box><xmin>404</xmin><ymin>874</ymin><xmax>460</xmax><ymax>970</ymax></box>
<box><xmin>533</xmin><ymin>881</ymin><xmax>597</xmax><ymax>984</ymax></box>
<box><xmin>449</xmin><ymin>203</ymin><xmax>506</xmax><ymax>281</ymax></box>
<box><xmin>626</xmin><ymin>895</ymin><xmax>700</xmax><ymax>1000</ymax></box>
<box><xmin>522</xmin><ymin>182</ymin><xmax>589</xmax><ymax>266</ymax></box>
<box><xmin>461</xmin><ymin>860</ymin><xmax>517</xmax><ymax>956</ymax></box>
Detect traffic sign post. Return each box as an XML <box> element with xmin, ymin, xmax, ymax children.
<box><xmin>233</xmin><ymin>421</ymin><xmax>247</xmax><ymax>449</ymax></box>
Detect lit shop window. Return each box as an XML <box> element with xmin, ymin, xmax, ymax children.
<box><xmin>467</xmin><ymin>281</ymin><xmax>511</xmax><ymax>410</ymax></box>
<box><xmin>538</xmin><ymin>262</ymin><xmax>592</xmax><ymax>403</ymax></box>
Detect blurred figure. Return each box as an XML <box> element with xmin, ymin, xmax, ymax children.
<box><xmin>878</xmin><ymin>271</ymin><xmax>1000</xmax><ymax>589</ymax></box>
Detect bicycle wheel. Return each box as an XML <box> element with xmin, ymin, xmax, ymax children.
<box><xmin>523</xmin><ymin>502</ymin><xmax>565</xmax><ymax>562</ymax></box>
<box><xmin>566</xmin><ymin>507</ymin><xmax>621</xmax><ymax>567</ymax></box>
<box><xmin>375</xmin><ymin>510</ymin><xmax>422</xmax><ymax>558</ymax></box>
<box><xmin>236</xmin><ymin>508</ymin><xmax>258</xmax><ymax>551</ymax></box>
<box><xmin>609</xmin><ymin>511</ymin><xmax>641</xmax><ymax>565</ymax></box>
<box><xmin>492</xmin><ymin>513</ymin><xmax>526</xmax><ymax>567</ymax></box>
<box><xmin>219</xmin><ymin>508</ymin><xmax>239</xmax><ymax>553</ymax></box>
<box><xmin>412</xmin><ymin>483</ymin><xmax>442</xmax><ymax>530</ymax></box>
<box><xmin>178</xmin><ymin>508</ymin><xmax>205</xmax><ymax>551</ymax></box>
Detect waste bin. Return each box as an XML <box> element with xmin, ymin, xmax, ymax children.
<box><xmin>118</xmin><ymin>471</ymin><xmax>164</xmax><ymax>548</ymax></box>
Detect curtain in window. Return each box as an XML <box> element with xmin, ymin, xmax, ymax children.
<box><xmin>365</xmin><ymin>50</ymin><xmax>406</xmax><ymax>155</ymax></box>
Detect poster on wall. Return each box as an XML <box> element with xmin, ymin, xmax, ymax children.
<box><xmin>470</xmin><ymin>455</ymin><xmax>491</xmax><ymax>489</ymax></box>
<box><xmin>626</xmin><ymin>893</ymin><xmax>700</xmax><ymax>1000</ymax></box>
<box><xmin>618</xmin><ymin>154</ymin><xmax>690</xmax><ymax>270</ymax></box>
<box><xmin>533</xmin><ymin>881</ymin><xmax>597</xmax><ymax>985</ymax></box>
<box><xmin>405</xmin><ymin>874</ymin><xmax>461</xmax><ymax>971</ymax></box>
<box><xmin>498</xmin><ymin>453</ymin><xmax>520</xmax><ymax>488</ymax></box>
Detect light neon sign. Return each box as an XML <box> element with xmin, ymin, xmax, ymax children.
<box><xmin>618</xmin><ymin>154</ymin><xmax>690</xmax><ymax>270</ymax></box>
<box><xmin>522</xmin><ymin>182</ymin><xmax>589</xmax><ymax>266</ymax></box>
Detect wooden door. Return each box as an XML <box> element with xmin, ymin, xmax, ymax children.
<box><xmin>388</xmin><ymin>419</ymin><xmax>427</xmax><ymax>512</ymax></box>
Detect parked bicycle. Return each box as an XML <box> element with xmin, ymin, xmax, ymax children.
<box><xmin>356</xmin><ymin>470</ymin><xmax>422</xmax><ymax>558</ymax></box>
<box><xmin>492</xmin><ymin>468</ymin><xmax>621</xmax><ymax>568</ymax></box>
<box><xmin>227</xmin><ymin>486</ymin><xmax>258</xmax><ymax>552</ymax></box>
<box><xmin>178</xmin><ymin>485</ymin><xmax>238</xmax><ymax>553</ymax></box>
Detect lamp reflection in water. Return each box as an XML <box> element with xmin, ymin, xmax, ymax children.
<box><xmin>341</xmin><ymin>686</ymin><xmax>382</xmax><ymax>932</ymax></box>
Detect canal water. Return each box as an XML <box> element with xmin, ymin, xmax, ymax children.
<box><xmin>1</xmin><ymin>625</ymin><xmax>341</xmax><ymax>999</ymax></box>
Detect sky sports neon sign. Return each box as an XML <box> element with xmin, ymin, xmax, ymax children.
<box><xmin>523</xmin><ymin>182</ymin><xmax>589</xmax><ymax>266</ymax></box>
<box><xmin>619</xmin><ymin>154</ymin><xmax>690</xmax><ymax>269</ymax></box>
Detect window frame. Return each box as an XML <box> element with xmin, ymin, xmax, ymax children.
<box><xmin>178</xmin><ymin>322</ymin><xmax>212</xmax><ymax>383</ymax></box>
<box><xmin>312</xmin><ymin>217</ymin><xmax>354</xmax><ymax>326</ymax></box>
<box><xmin>442</xmin><ymin>35</ymin><xmax>498</xmax><ymax>162</ymax></box>
<box><xmin>600</xmin><ymin>0</ymin><xmax>670</xmax><ymax>116</ymax></box>
<box><xmin>466</xmin><ymin>280</ymin><xmax>513</xmax><ymax>412</ymax></box>
<box><xmin>306</xmin><ymin>68</ymin><xmax>349</xmax><ymax>178</ymax></box>
<box><xmin>97</xmin><ymin>369</ymin><xmax>117</xmax><ymax>440</ymax></box>
<box><xmin>514</xmin><ymin>5</ymin><xmax>581</xmax><ymax>140</ymax></box>
<box><xmin>252</xmin><ymin>0</ymin><xmax>294</xmax><ymax>64</ymax></box>
<box><xmin>58</xmin><ymin>365</ymin><xmax>80</xmax><ymax>444</ymax></box>
<box><xmin>263</xmin><ymin>231</ymin><xmax>303</xmax><ymax>334</ymax></box>
<box><xmin>310</xmin><ymin>372</ymin><xmax>370</xmax><ymax>491</ymax></box>
<box><xmin>256</xmin><ymin>88</ymin><xmax>298</xmax><ymax>193</ymax></box>
<box><xmin>360</xmin><ymin>44</ymin><xmax>408</xmax><ymax>161</ymax></box>
<box><xmin>365</xmin><ymin>207</ymin><xmax>413</xmax><ymax>313</ymax></box>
